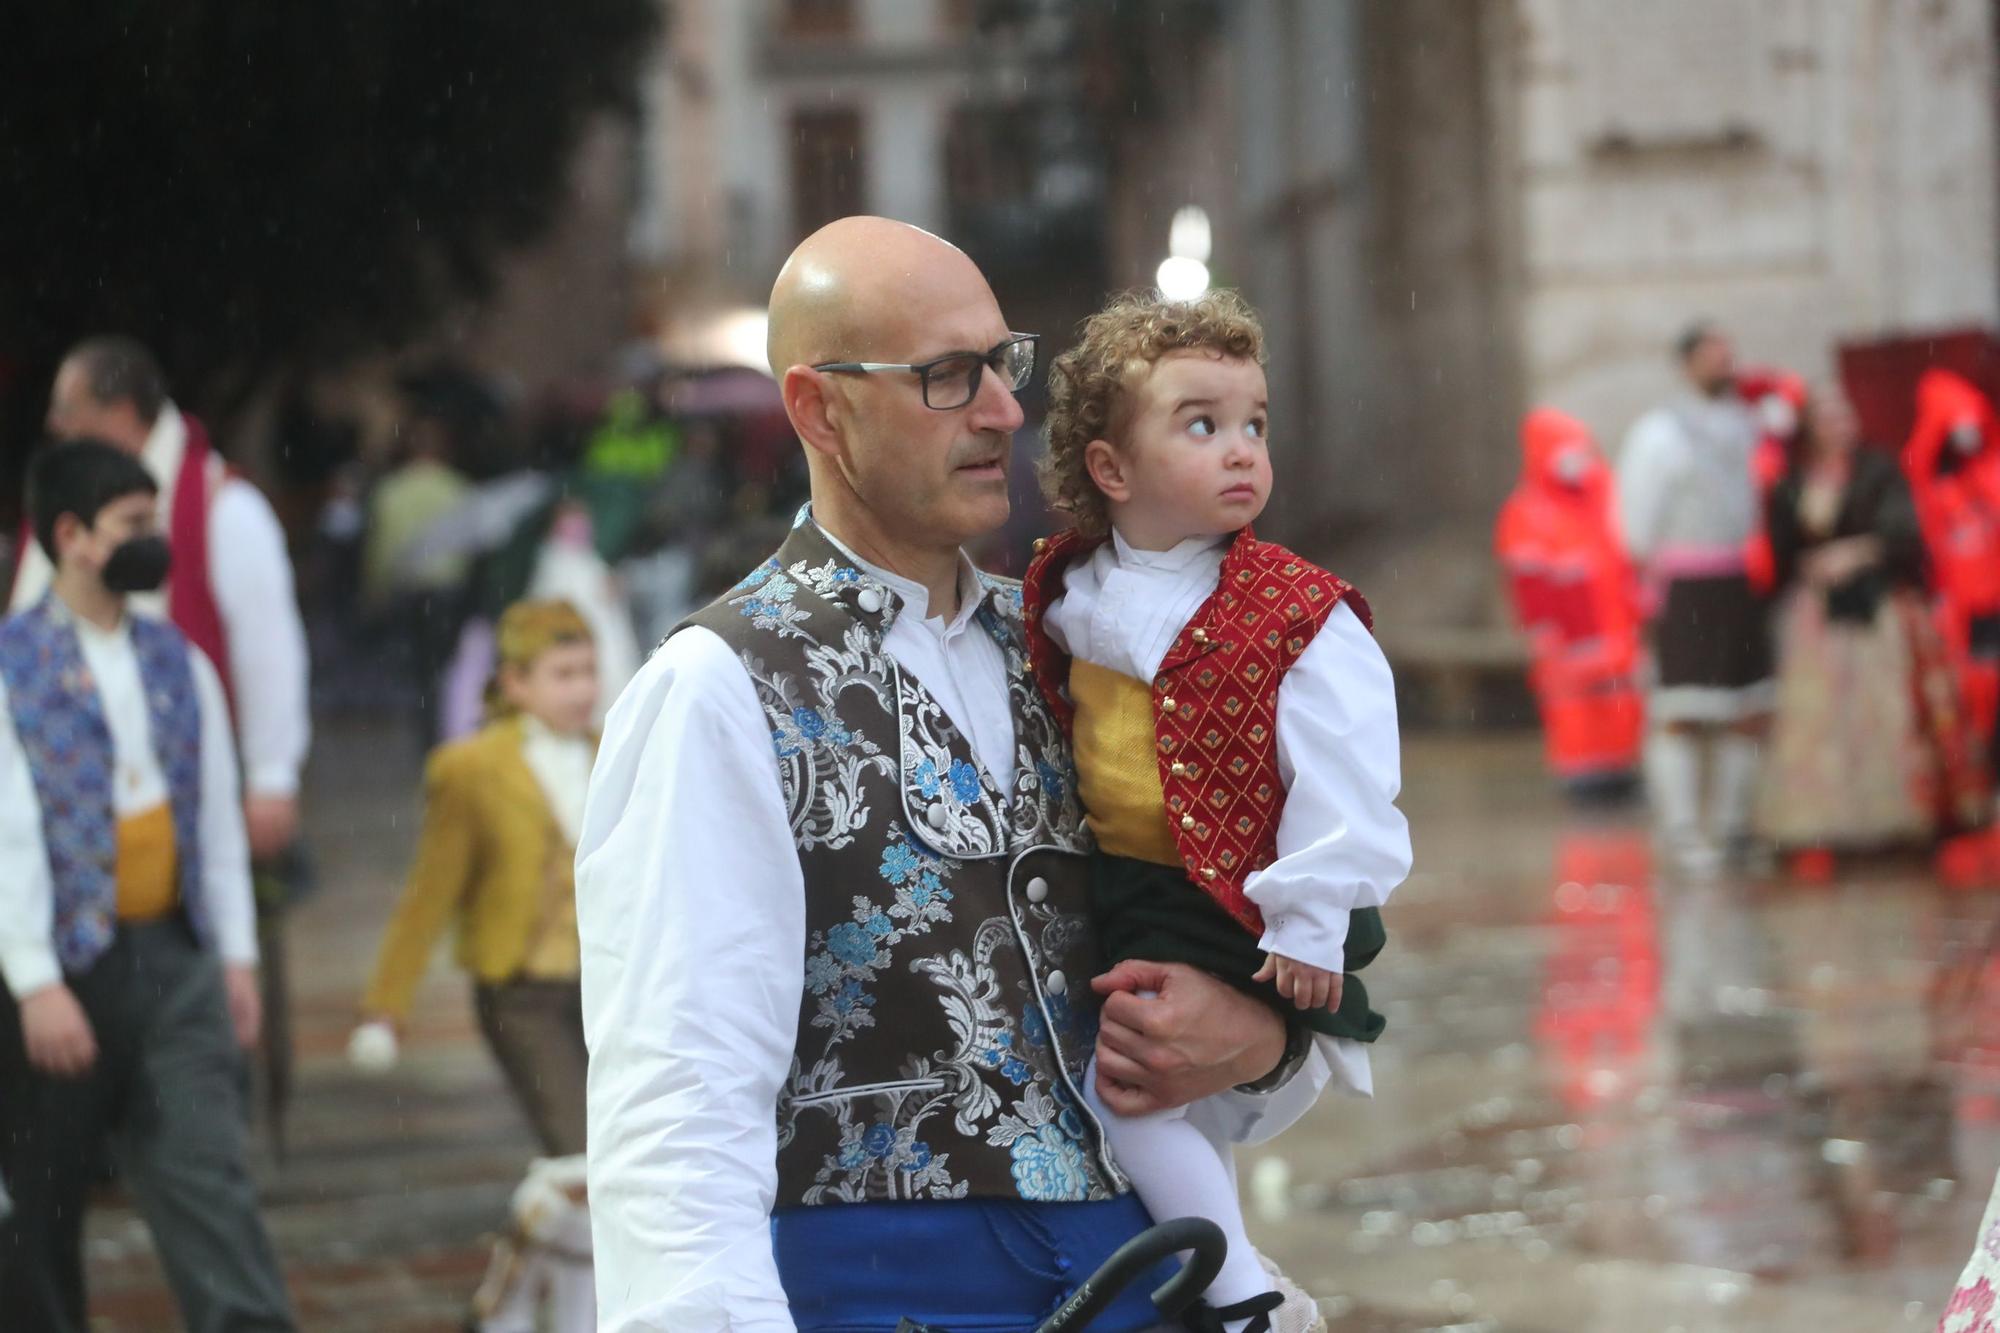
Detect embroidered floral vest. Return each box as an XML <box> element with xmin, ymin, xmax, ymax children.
<box><xmin>683</xmin><ymin>519</ymin><xmax>1124</xmax><ymax>1207</ymax></box>
<box><xmin>0</xmin><ymin>598</ymin><xmax>208</xmax><ymax>974</ymax></box>
<box><xmin>1022</xmin><ymin>527</ymin><xmax>1370</xmax><ymax>934</ymax></box>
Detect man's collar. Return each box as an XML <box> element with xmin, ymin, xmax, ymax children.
<box><xmin>141</xmin><ymin>401</ymin><xmax>186</xmax><ymax>480</ymax></box>
<box><xmin>813</xmin><ymin>514</ymin><xmax>992</xmax><ymax>630</ymax></box>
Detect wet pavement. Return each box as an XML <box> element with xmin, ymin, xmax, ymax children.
<box><xmin>76</xmin><ymin>723</ymin><xmax>2000</xmax><ymax>1331</ymax></box>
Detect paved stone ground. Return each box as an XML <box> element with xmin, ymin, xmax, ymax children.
<box><xmin>71</xmin><ymin>721</ymin><xmax>2000</xmax><ymax>1330</ymax></box>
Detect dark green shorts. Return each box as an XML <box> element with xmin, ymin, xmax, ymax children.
<box><xmin>1088</xmin><ymin>850</ymin><xmax>1386</xmax><ymax>1042</ymax></box>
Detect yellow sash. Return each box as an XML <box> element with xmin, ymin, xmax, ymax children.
<box><xmin>115</xmin><ymin>803</ymin><xmax>179</xmax><ymax>922</ymax></box>
<box><xmin>1069</xmin><ymin>659</ymin><xmax>1181</xmax><ymax>866</ymax></box>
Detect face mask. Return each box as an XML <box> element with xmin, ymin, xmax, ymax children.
<box><xmin>101</xmin><ymin>536</ymin><xmax>172</xmax><ymax>594</ymax></box>
<box><xmin>1759</xmin><ymin>396</ymin><xmax>1798</xmax><ymax>440</ymax></box>
<box><xmin>1951</xmin><ymin>422</ymin><xmax>1984</xmax><ymax>455</ymax></box>
<box><xmin>1551</xmin><ymin>448</ymin><xmax>1592</xmax><ymax>486</ymax></box>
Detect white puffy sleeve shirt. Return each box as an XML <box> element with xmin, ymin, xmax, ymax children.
<box><xmin>1043</xmin><ymin>531</ymin><xmax>1412</xmax><ymax>1096</ymax></box>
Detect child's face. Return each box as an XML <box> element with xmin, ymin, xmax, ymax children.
<box><xmin>58</xmin><ymin>491</ymin><xmax>160</xmax><ymax>586</ymax></box>
<box><xmin>1087</xmin><ymin>351</ymin><xmax>1271</xmax><ymax>547</ymax></box>
<box><xmin>502</xmin><ymin>640</ymin><xmax>601</xmax><ymax>736</ymax></box>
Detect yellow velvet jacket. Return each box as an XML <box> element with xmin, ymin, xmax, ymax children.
<box><xmin>362</xmin><ymin>716</ymin><xmax>594</xmax><ymax>1020</ymax></box>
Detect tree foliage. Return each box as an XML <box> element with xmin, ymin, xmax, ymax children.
<box><xmin>0</xmin><ymin>0</ymin><xmax>660</xmax><ymax>456</ymax></box>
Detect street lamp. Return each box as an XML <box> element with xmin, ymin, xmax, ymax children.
<box><xmin>1156</xmin><ymin>205</ymin><xmax>1212</xmax><ymax>301</ymax></box>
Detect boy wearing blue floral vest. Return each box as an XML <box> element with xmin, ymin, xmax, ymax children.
<box><xmin>0</xmin><ymin>440</ymin><xmax>295</xmax><ymax>1331</ymax></box>
<box><xmin>1023</xmin><ymin>291</ymin><xmax>1410</xmax><ymax>1332</ymax></box>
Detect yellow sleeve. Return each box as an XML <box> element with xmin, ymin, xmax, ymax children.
<box><xmin>361</xmin><ymin>747</ymin><xmax>482</xmax><ymax>1020</ymax></box>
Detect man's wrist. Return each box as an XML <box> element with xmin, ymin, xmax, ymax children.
<box><xmin>1234</xmin><ymin>1014</ymin><xmax>1309</xmax><ymax>1095</ymax></box>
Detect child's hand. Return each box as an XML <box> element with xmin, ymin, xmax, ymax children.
<box><xmin>1252</xmin><ymin>954</ymin><xmax>1343</xmax><ymax>1012</ymax></box>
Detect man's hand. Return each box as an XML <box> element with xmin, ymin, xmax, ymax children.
<box><xmin>223</xmin><ymin>964</ymin><xmax>263</xmax><ymax>1050</ymax></box>
<box><xmin>1089</xmin><ymin>960</ymin><xmax>1287</xmax><ymax>1117</ymax></box>
<box><xmin>1252</xmin><ymin>953</ymin><xmax>1343</xmax><ymax>1013</ymax></box>
<box><xmin>244</xmin><ymin>794</ymin><xmax>300</xmax><ymax>863</ymax></box>
<box><xmin>20</xmin><ymin>984</ymin><xmax>97</xmax><ymax>1078</ymax></box>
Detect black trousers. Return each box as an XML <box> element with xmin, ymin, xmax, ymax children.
<box><xmin>0</xmin><ymin>920</ymin><xmax>295</xmax><ymax>1332</ymax></box>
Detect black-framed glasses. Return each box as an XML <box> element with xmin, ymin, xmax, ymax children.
<box><xmin>813</xmin><ymin>333</ymin><xmax>1039</xmax><ymax>411</ymax></box>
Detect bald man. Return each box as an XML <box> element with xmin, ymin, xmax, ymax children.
<box><xmin>579</xmin><ymin>219</ymin><xmax>1337</xmax><ymax>1332</ymax></box>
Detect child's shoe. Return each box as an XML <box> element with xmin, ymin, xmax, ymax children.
<box><xmin>1182</xmin><ymin>1291</ymin><xmax>1283</xmax><ymax>1333</ymax></box>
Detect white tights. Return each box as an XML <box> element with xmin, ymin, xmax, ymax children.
<box><xmin>1083</xmin><ymin>1055</ymin><xmax>1271</xmax><ymax>1325</ymax></box>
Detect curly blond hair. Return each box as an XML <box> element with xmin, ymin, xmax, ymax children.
<box><xmin>1039</xmin><ymin>288</ymin><xmax>1267</xmax><ymax>539</ymax></box>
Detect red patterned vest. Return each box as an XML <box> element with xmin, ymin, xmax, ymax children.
<box><xmin>1022</xmin><ymin>526</ymin><xmax>1371</xmax><ymax>934</ymax></box>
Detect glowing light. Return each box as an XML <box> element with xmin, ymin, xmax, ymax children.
<box><xmin>1168</xmin><ymin>205</ymin><xmax>1213</xmax><ymax>262</ymax></box>
<box><xmin>1156</xmin><ymin>256</ymin><xmax>1211</xmax><ymax>302</ymax></box>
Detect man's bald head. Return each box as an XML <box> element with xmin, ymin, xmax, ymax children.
<box><xmin>764</xmin><ymin>215</ymin><xmax>1024</xmax><ymax>574</ymax></box>
<box><xmin>766</xmin><ymin>217</ymin><xmax>994</xmax><ymax>374</ymax></box>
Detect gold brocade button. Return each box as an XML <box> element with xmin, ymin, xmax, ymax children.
<box><xmin>1033</xmin><ymin>537</ymin><xmax>1048</xmax><ymax>552</ymax></box>
<box><xmin>1192</xmin><ymin>627</ymin><xmax>1208</xmax><ymax>643</ymax></box>
<box><xmin>1180</xmin><ymin>814</ymin><xmax>1196</xmax><ymax>831</ymax></box>
<box><xmin>1161</xmin><ymin>696</ymin><xmax>1177</xmax><ymax>711</ymax></box>
<box><xmin>1170</xmin><ymin>762</ymin><xmax>1187</xmax><ymax>777</ymax></box>
<box><xmin>1200</xmin><ymin>867</ymin><xmax>1217</xmax><ymax>881</ymax></box>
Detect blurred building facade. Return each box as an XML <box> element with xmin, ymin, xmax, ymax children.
<box><xmin>588</xmin><ymin>0</ymin><xmax>2000</xmax><ymax>631</ymax></box>
<box><xmin>631</xmin><ymin>0</ymin><xmax>1110</xmax><ymax>368</ymax></box>
<box><xmin>1102</xmin><ymin>0</ymin><xmax>2000</xmax><ymax>635</ymax></box>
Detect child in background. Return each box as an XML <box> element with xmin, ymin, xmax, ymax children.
<box><xmin>349</xmin><ymin>598</ymin><xmax>599</xmax><ymax>1155</ymax></box>
<box><xmin>1023</xmin><ymin>291</ymin><xmax>1411</xmax><ymax>1333</ymax></box>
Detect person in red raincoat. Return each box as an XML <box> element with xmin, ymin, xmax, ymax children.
<box><xmin>1904</xmin><ymin>370</ymin><xmax>2000</xmax><ymax>796</ymax></box>
<box><xmin>1497</xmin><ymin>408</ymin><xmax>1645</xmax><ymax>797</ymax></box>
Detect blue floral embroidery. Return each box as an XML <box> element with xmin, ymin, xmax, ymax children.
<box><xmin>732</xmin><ymin>557</ymin><xmax>782</xmax><ymax>592</ymax></box>
<box><xmin>902</xmin><ymin>1142</ymin><xmax>934</xmax><ymax>1173</ymax></box>
<box><xmin>1034</xmin><ymin>758</ymin><xmax>1068</xmax><ymax>806</ymax></box>
<box><xmin>863</xmin><ymin>912</ymin><xmax>893</xmax><ymax>938</ymax></box>
<box><xmin>804</xmin><ymin>952</ymin><xmax>844</xmax><ymax>995</ymax></box>
<box><xmin>910</xmin><ymin>870</ymin><xmax>946</xmax><ymax>909</ymax></box>
<box><xmin>830</xmin><ymin>979</ymin><xmax>874</xmax><ymax>1017</ymax></box>
<box><xmin>977</xmin><ymin>1029</ymin><xmax>1015</xmax><ymax>1071</ymax></box>
<box><xmin>947</xmin><ymin>758</ymin><xmax>982</xmax><ymax>803</ymax></box>
<box><xmin>1000</xmin><ymin>1057</ymin><xmax>1032</xmax><ymax>1086</ymax></box>
<box><xmin>792</xmin><ymin>706</ymin><xmax>827</xmax><ymax>739</ymax></box>
<box><xmin>1009</xmin><ymin>1124</ymin><xmax>1091</xmax><ymax>1201</ymax></box>
<box><xmin>879</xmin><ymin>843</ymin><xmax>920</xmax><ymax>884</ymax></box>
<box><xmin>913</xmin><ymin>758</ymin><xmax>942</xmax><ymax>799</ymax></box>
<box><xmin>863</xmin><ymin>1123</ymin><xmax>898</xmax><ymax>1159</ymax></box>
<box><xmin>1020</xmin><ymin>992</ymin><xmax>1081</xmax><ymax>1052</ymax></box>
<box><xmin>827</xmin><ymin>922</ymin><xmax>880</xmax><ymax>969</ymax></box>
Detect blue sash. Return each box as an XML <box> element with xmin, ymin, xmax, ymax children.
<box><xmin>774</xmin><ymin>1194</ymin><xmax>1174</xmax><ymax>1332</ymax></box>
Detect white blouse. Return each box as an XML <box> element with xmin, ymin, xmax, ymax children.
<box><xmin>577</xmin><ymin>523</ymin><xmax>1342</xmax><ymax>1333</ymax></box>
<box><xmin>1044</xmin><ymin>529</ymin><xmax>1413</xmax><ymax>1094</ymax></box>
<box><xmin>520</xmin><ymin>715</ymin><xmax>595</xmax><ymax>848</ymax></box>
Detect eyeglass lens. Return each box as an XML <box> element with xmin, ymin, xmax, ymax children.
<box><xmin>922</xmin><ymin>339</ymin><xmax>1036</xmax><ymax>409</ymax></box>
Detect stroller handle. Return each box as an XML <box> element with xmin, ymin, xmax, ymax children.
<box><xmin>892</xmin><ymin>1216</ymin><xmax>1227</xmax><ymax>1333</ymax></box>
<box><xmin>1035</xmin><ymin>1215</ymin><xmax>1228</xmax><ymax>1333</ymax></box>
